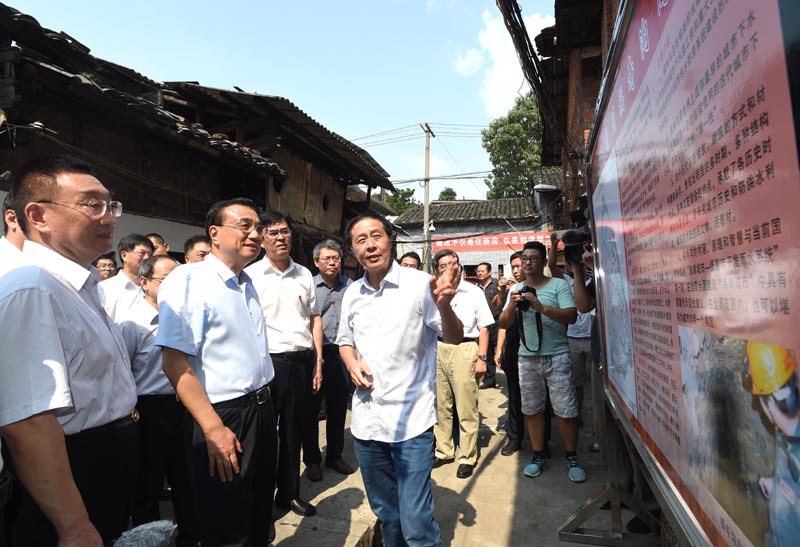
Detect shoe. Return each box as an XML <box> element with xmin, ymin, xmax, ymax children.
<box><xmin>306</xmin><ymin>463</ymin><xmax>322</xmax><ymax>482</ymax></box>
<box><xmin>325</xmin><ymin>458</ymin><xmax>355</xmax><ymax>475</ymax></box>
<box><xmin>496</xmin><ymin>421</ymin><xmax>508</xmax><ymax>435</ymax></box>
<box><xmin>432</xmin><ymin>457</ymin><xmax>454</xmax><ymax>468</ymax></box>
<box><xmin>268</xmin><ymin>521</ymin><xmax>276</xmax><ymax>544</ymax></box>
<box><xmin>566</xmin><ymin>457</ymin><xmax>587</xmax><ymax>483</ymax></box>
<box><xmin>276</xmin><ymin>497</ymin><xmax>317</xmax><ymax>517</ymax></box>
<box><xmin>456</xmin><ymin>463</ymin><xmax>474</xmax><ymax>479</ymax></box>
<box><xmin>523</xmin><ymin>454</ymin><xmax>546</xmax><ymax>477</ymax></box>
<box><xmin>501</xmin><ymin>441</ymin><xmax>521</xmax><ymax>456</ymax></box>
<box><xmin>479</xmin><ymin>381</ymin><xmax>497</xmax><ymax>390</ymax></box>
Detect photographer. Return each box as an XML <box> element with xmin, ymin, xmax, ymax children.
<box><xmin>499</xmin><ymin>241</ymin><xmax>585</xmax><ymax>483</ymax></box>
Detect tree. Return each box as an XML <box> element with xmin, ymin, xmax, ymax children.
<box><xmin>385</xmin><ymin>188</ymin><xmax>418</xmax><ymax>214</ymax></box>
<box><xmin>437</xmin><ymin>187</ymin><xmax>457</xmax><ymax>201</ymax></box>
<box><xmin>481</xmin><ymin>92</ymin><xmax>543</xmax><ymax>199</ymax></box>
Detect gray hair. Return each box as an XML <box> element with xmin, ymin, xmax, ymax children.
<box><xmin>313</xmin><ymin>239</ymin><xmax>343</xmax><ymax>261</ymax></box>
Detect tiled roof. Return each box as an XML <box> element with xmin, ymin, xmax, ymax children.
<box><xmin>394</xmin><ymin>197</ymin><xmax>540</xmax><ymax>227</ymax></box>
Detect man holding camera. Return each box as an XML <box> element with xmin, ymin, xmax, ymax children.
<box><xmin>499</xmin><ymin>241</ymin><xmax>585</xmax><ymax>482</ymax></box>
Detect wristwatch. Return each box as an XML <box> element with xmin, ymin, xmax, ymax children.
<box><xmin>478</xmin><ymin>354</ymin><xmax>488</xmax><ymax>362</ymax></box>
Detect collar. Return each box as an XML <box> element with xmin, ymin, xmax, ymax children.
<box><xmin>361</xmin><ymin>260</ymin><xmax>400</xmax><ymax>293</ymax></box>
<box><xmin>204</xmin><ymin>252</ymin><xmax>250</xmax><ymax>286</ymax></box>
<box><xmin>0</xmin><ymin>237</ymin><xmax>22</xmax><ymax>254</ymax></box>
<box><xmin>314</xmin><ymin>273</ymin><xmax>346</xmax><ymax>290</ymax></box>
<box><xmin>22</xmin><ymin>240</ymin><xmax>96</xmax><ymax>291</ymax></box>
<box><xmin>133</xmin><ymin>292</ymin><xmax>159</xmax><ymax>325</ymax></box>
<box><xmin>259</xmin><ymin>256</ymin><xmax>296</xmax><ymax>277</ymax></box>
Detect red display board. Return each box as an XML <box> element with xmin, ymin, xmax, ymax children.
<box><xmin>588</xmin><ymin>0</ymin><xmax>800</xmax><ymax>545</ymax></box>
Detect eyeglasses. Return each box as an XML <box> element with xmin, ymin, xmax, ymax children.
<box><xmin>36</xmin><ymin>199</ymin><xmax>123</xmax><ymax>218</ymax></box>
<box><xmin>318</xmin><ymin>256</ymin><xmax>341</xmax><ymax>263</ymax></box>
<box><xmin>219</xmin><ymin>222</ymin><xmax>268</xmax><ymax>236</ymax></box>
<box><xmin>97</xmin><ymin>264</ymin><xmax>116</xmax><ymax>270</ymax></box>
<box><xmin>520</xmin><ymin>256</ymin><xmax>544</xmax><ymax>263</ymax></box>
<box><xmin>148</xmin><ymin>276</ymin><xmax>168</xmax><ymax>282</ymax></box>
<box><xmin>129</xmin><ymin>250</ymin><xmax>152</xmax><ymax>259</ymax></box>
<box><xmin>265</xmin><ymin>228</ymin><xmax>292</xmax><ymax>239</ymax></box>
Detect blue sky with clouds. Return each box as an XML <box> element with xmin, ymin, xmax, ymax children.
<box><xmin>17</xmin><ymin>0</ymin><xmax>554</xmax><ymax>201</ymax></box>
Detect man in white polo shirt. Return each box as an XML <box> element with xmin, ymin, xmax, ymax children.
<box><xmin>156</xmin><ymin>197</ymin><xmax>277</xmax><ymax>546</ymax></box>
<box><xmin>99</xmin><ymin>232</ymin><xmax>153</xmax><ymax>319</ymax></box>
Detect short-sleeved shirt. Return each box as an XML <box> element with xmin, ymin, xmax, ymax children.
<box><xmin>564</xmin><ymin>275</ymin><xmax>594</xmax><ymax>338</ymax></box>
<box><xmin>245</xmin><ymin>257</ymin><xmax>319</xmax><ymax>353</ymax></box>
<box><xmin>155</xmin><ymin>253</ymin><xmax>274</xmax><ymax>404</ymax></box>
<box><xmin>99</xmin><ymin>272</ymin><xmax>139</xmax><ymax>320</ymax></box>
<box><xmin>117</xmin><ymin>293</ymin><xmax>174</xmax><ymax>396</ymax></box>
<box><xmin>313</xmin><ymin>274</ymin><xmax>352</xmax><ymax>345</ymax></box>
<box><xmin>513</xmin><ymin>278</ymin><xmax>575</xmax><ymax>357</ymax></box>
<box><xmin>452</xmin><ymin>281</ymin><xmax>495</xmax><ymax>338</ymax></box>
<box><xmin>478</xmin><ymin>278</ymin><xmax>502</xmax><ymax>319</ymax></box>
<box><xmin>337</xmin><ymin>261</ymin><xmax>442</xmax><ymax>443</ymax></box>
<box><xmin>0</xmin><ymin>241</ymin><xmax>137</xmax><ymax>435</ymax></box>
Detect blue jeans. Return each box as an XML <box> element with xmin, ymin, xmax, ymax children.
<box><xmin>354</xmin><ymin>429</ymin><xmax>442</xmax><ymax>547</ymax></box>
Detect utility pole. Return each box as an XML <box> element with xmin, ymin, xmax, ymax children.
<box><xmin>421</xmin><ymin>123</ymin><xmax>435</xmax><ymax>273</ymax></box>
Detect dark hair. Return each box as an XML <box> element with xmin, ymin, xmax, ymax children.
<box><xmin>118</xmin><ymin>233</ymin><xmax>155</xmax><ymax>255</ymax></box>
<box><xmin>509</xmin><ymin>251</ymin><xmax>522</xmax><ymax>263</ymax></box>
<box><xmin>522</xmin><ymin>241</ymin><xmax>547</xmax><ymax>259</ymax></box>
<box><xmin>204</xmin><ymin>198</ymin><xmax>260</xmax><ymax>236</ymax></box>
<box><xmin>344</xmin><ymin>212</ymin><xmax>393</xmax><ymax>247</ymax></box>
<box><xmin>477</xmin><ymin>262</ymin><xmax>491</xmax><ymax>271</ymax></box>
<box><xmin>2</xmin><ymin>192</ymin><xmax>12</xmax><ymax>232</ymax></box>
<box><xmin>92</xmin><ymin>251</ymin><xmax>117</xmax><ymax>268</ymax></box>
<box><xmin>313</xmin><ymin>239</ymin><xmax>343</xmax><ymax>261</ymax></box>
<box><xmin>12</xmin><ymin>154</ymin><xmax>95</xmax><ymax>234</ymax></box>
<box><xmin>433</xmin><ymin>248</ymin><xmax>459</xmax><ymax>268</ymax></box>
<box><xmin>399</xmin><ymin>251</ymin><xmax>421</xmax><ymax>267</ymax></box>
<box><xmin>184</xmin><ymin>234</ymin><xmax>211</xmax><ymax>254</ymax></box>
<box><xmin>259</xmin><ymin>210</ymin><xmax>292</xmax><ymax>229</ymax></box>
<box><xmin>146</xmin><ymin>232</ymin><xmax>166</xmax><ymax>245</ymax></box>
<box><xmin>138</xmin><ymin>255</ymin><xmax>178</xmax><ymax>279</ymax></box>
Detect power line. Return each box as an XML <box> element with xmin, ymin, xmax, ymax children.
<box><xmin>350</xmin><ymin>124</ymin><xmax>419</xmax><ymax>141</ymax></box>
<box><xmin>359</xmin><ymin>134</ymin><xmax>425</xmax><ymax>148</ymax></box>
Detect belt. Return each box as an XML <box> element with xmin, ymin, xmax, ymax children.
<box><xmin>270</xmin><ymin>349</ymin><xmax>313</xmax><ymax>361</ymax></box>
<box><xmin>214</xmin><ymin>385</ymin><xmax>271</xmax><ymax>409</ymax></box>
<box><xmin>68</xmin><ymin>410</ymin><xmax>140</xmax><ymax>439</ymax></box>
<box><xmin>137</xmin><ymin>393</ymin><xmax>178</xmax><ymax>402</ymax></box>
<box><xmin>437</xmin><ymin>337</ymin><xmax>478</xmax><ymax>344</ymax></box>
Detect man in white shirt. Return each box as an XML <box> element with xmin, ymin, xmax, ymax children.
<box><xmin>0</xmin><ymin>154</ymin><xmax>140</xmax><ymax>546</ymax></box>
<box><xmin>337</xmin><ymin>212</ymin><xmax>462</xmax><ymax>547</ymax></box>
<box><xmin>0</xmin><ymin>191</ymin><xmax>25</xmax><ymax>277</ymax></box>
<box><xmin>245</xmin><ymin>211</ymin><xmax>322</xmax><ymax>517</ymax></box>
<box><xmin>156</xmin><ymin>198</ymin><xmax>278</xmax><ymax>546</ymax></box>
<box><xmin>116</xmin><ymin>255</ymin><xmax>199</xmax><ymax>546</ymax></box>
<box><xmin>431</xmin><ymin>250</ymin><xmax>494</xmax><ymax>479</ymax></box>
<box><xmin>99</xmin><ymin>233</ymin><xmax>153</xmax><ymax>319</ymax></box>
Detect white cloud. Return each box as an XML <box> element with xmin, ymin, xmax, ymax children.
<box><xmin>453</xmin><ymin>48</ymin><xmax>484</xmax><ymax>76</ymax></box>
<box><xmin>460</xmin><ymin>9</ymin><xmax>555</xmax><ymax>118</ymax></box>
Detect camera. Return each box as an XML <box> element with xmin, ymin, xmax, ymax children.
<box><xmin>561</xmin><ymin>229</ymin><xmax>592</xmax><ymax>264</ymax></box>
<box><xmin>516</xmin><ymin>286</ymin><xmax>536</xmax><ymax>311</ymax></box>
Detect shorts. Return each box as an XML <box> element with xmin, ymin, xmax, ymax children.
<box><xmin>568</xmin><ymin>337</ymin><xmax>592</xmax><ymax>386</ymax></box>
<box><xmin>518</xmin><ymin>352</ymin><xmax>577</xmax><ymax>418</ymax></box>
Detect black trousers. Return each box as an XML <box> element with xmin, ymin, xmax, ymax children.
<box><xmin>133</xmin><ymin>394</ymin><xmax>198</xmax><ymax>546</ymax></box>
<box><xmin>483</xmin><ymin>322</ymin><xmax>499</xmax><ymax>385</ymax></box>
<box><xmin>303</xmin><ymin>345</ymin><xmax>350</xmax><ymax>465</ymax></box>
<box><xmin>6</xmin><ymin>419</ymin><xmax>140</xmax><ymax>546</ymax></box>
<box><xmin>0</xmin><ymin>464</ymin><xmax>11</xmax><ymax>547</ymax></box>
<box><xmin>185</xmin><ymin>387</ymin><xmax>277</xmax><ymax>547</ymax></box>
<box><xmin>271</xmin><ymin>352</ymin><xmax>313</xmax><ymax>504</ymax></box>
<box><xmin>503</xmin><ymin>331</ymin><xmax>525</xmax><ymax>447</ymax></box>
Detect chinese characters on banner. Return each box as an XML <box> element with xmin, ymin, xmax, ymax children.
<box><xmin>432</xmin><ymin>231</ymin><xmax>554</xmax><ymax>252</ymax></box>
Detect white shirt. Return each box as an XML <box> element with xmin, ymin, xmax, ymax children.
<box><xmin>99</xmin><ymin>271</ymin><xmax>139</xmax><ymax>320</ymax></box>
<box><xmin>451</xmin><ymin>280</ymin><xmax>495</xmax><ymax>338</ymax></box>
<box><xmin>0</xmin><ymin>241</ymin><xmax>138</xmax><ymax>435</ymax></box>
<box><xmin>117</xmin><ymin>293</ymin><xmax>174</xmax><ymax>396</ymax></box>
<box><xmin>245</xmin><ymin>257</ymin><xmax>319</xmax><ymax>353</ymax></box>
<box><xmin>0</xmin><ymin>236</ymin><xmax>23</xmax><ymax>277</ymax></box>
<box><xmin>155</xmin><ymin>253</ymin><xmax>274</xmax><ymax>404</ymax></box>
<box><xmin>337</xmin><ymin>261</ymin><xmax>442</xmax><ymax>443</ymax></box>
<box><xmin>564</xmin><ymin>275</ymin><xmax>594</xmax><ymax>338</ymax></box>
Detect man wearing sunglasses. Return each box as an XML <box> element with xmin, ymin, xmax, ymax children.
<box><xmin>0</xmin><ymin>154</ymin><xmax>139</xmax><ymax>546</ymax></box>
<box><xmin>99</xmin><ymin>232</ymin><xmax>154</xmax><ymax>320</ymax></box>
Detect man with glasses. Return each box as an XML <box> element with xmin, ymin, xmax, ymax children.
<box><xmin>92</xmin><ymin>252</ymin><xmax>117</xmax><ymax>281</ymax></box>
<box><xmin>303</xmin><ymin>239</ymin><xmax>354</xmax><ymax>482</ymax></box>
<box><xmin>116</xmin><ymin>255</ymin><xmax>199</xmax><ymax>546</ymax></box>
<box><xmin>499</xmin><ymin>241</ymin><xmax>585</xmax><ymax>483</ymax></box>
<box><xmin>156</xmin><ymin>198</ymin><xmax>278</xmax><ymax>545</ymax></box>
<box><xmin>245</xmin><ymin>211</ymin><xmax>322</xmax><ymax>517</ymax></box>
<box><xmin>0</xmin><ymin>155</ymin><xmax>139</xmax><ymax>546</ymax></box>
<box><xmin>183</xmin><ymin>234</ymin><xmax>211</xmax><ymax>263</ymax></box>
<box><xmin>99</xmin><ymin>233</ymin><xmax>154</xmax><ymax>319</ymax></box>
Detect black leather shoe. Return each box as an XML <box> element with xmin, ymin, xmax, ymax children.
<box><xmin>306</xmin><ymin>463</ymin><xmax>323</xmax><ymax>482</ymax></box>
<box><xmin>501</xmin><ymin>442</ymin><xmax>521</xmax><ymax>456</ymax></box>
<box><xmin>432</xmin><ymin>457</ymin><xmax>454</xmax><ymax>469</ymax></box>
<box><xmin>325</xmin><ymin>458</ymin><xmax>355</xmax><ymax>475</ymax></box>
<box><xmin>479</xmin><ymin>381</ymin><xmax>497</xmax><ymax>390</ymax></box>
<box><xmin>456</xmin><ymin>463</ymin><xmax>474</xmax><ymax>478</ymax></box>
<box><xmin>268</xmin><ymin>521</ymin><xmax>276</xmax><ymax>544</ymax></box>
<box><xmin>277</xmin><ymin>497</ymin><xmax>317</xmax><ymax>517</ymax></box>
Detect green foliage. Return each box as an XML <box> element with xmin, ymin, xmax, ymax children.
<box><xmin>385</xmin><ymin>188</ymin><xmax>418</xmax><ymax>214</ymax></box>
<box><xmin>481</xmin><ymin>92</ymin><xmax>543</xmax><ymax>199</ymax></box>
<box><xmin>437</xmin><ymin>187</ymin><xmax>457</xmax><ymax>201</ymax></box>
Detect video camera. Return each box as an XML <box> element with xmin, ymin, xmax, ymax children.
<box><xmin>560</xmin><ymin>228</ymin><xmax>593</xmax><ymax>264</ymax></box>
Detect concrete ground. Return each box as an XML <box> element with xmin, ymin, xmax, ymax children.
<box><xmin>270</xmin><ymin>369</ymin><xmax>618</xmax><ymax>547</ymax></box>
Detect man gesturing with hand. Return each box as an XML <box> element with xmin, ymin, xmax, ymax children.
<box><xmin>337</xmin><ymin>213</ymin><xmax>462</xmax><ymax>547</ymax></box>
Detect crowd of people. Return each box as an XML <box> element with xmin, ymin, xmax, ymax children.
<box><xmin>0</xmin><ymin>154</ymin><xmax>601</xmax><ymax>547</ymax></box>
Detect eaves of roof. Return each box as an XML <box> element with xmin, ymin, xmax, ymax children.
<box><xmin>394</xmin><ymin>197</ymin><xmax>541</xmax><ymax>227</ymax></box>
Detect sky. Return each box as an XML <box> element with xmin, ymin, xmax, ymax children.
<box><xmin>17</xmin><ymin>0</ymin><xmax>554</xmax><ymax>202</ymax></box>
